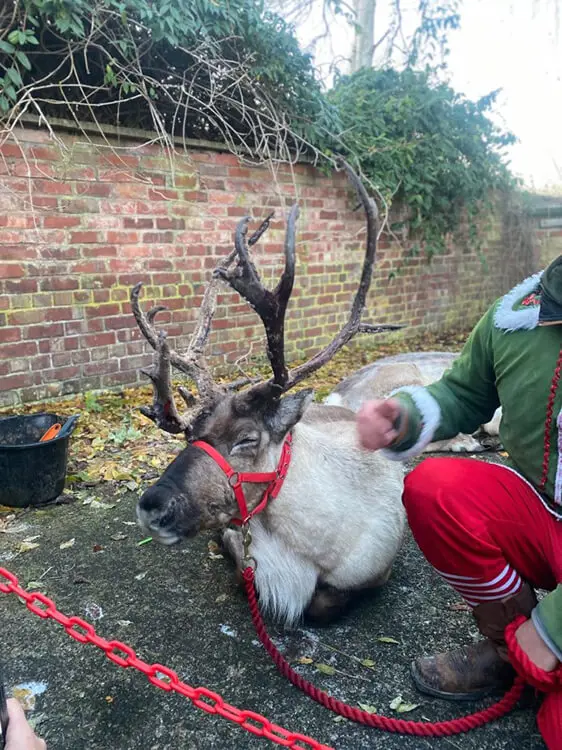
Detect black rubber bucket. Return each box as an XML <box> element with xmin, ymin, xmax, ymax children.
<box><xmin>0</xmin><ymin>413</ymin><xmax>79</xmax><ymax>508</ymax></box>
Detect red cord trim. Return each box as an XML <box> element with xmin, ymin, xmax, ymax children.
<box><xmin>539</xmin><ymin>348</ymin><xmax>562</xmax><ymax>492</ymax></box>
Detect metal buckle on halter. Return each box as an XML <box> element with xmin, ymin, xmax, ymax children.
<box><xmin>242</xmin><ymin>524</ymin><xmax>256</xmax><ymax>571</ymax></box>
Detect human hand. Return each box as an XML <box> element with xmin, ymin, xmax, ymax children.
<box><xmin>515</xmin><ymin>619</ymin><xmax>560</xmax><ymax>673</ymax></box>
<box><xmin>356</xmin><ymin>398</ymin><xmax>404</xmax><ymax>451</ymax></box>
<box><xmin>5</xmin><ymin>699</ymin><xmax>46</xmax><ymax>750</ymax></box>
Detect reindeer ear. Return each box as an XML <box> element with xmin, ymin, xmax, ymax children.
<box><xmin>263</xmin><ymin>389</ymin><xmax>314</xmax><ymax>440</ymax></box>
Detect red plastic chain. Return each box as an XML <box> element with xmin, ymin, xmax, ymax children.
<box><xmin>538</xmin><ymin>348</ymin><xmax>562</xmax><ymax>492</ymax></box>
<box><xmin>243</xmin><ymin>567</ymin><xmax>527</xmax><ymax>738</ymax></box>
<box><xmin>0</xmin><ymin>567</ymin><xmax>332</xmax><ymax>750</ymax></box>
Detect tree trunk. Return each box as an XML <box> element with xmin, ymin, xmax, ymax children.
<box><xmin>350</xmin><ymin>0</ymin><xmax>376</xmax><ymax>72</ymax></box>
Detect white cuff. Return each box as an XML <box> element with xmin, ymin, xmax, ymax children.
<box><xmin>381</xmin><ymin>386</ymin><xmax>441</xmax><ymax>461</ymax></box>
<box><xmin>532</xmin><ymin>608</ymin><xmax>562</xmax><ymax>662</ymax></box>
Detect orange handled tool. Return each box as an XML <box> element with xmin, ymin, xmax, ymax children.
<box><xmin>39</xmin><ymin>423</ymin><xmax>62</xmax><ymax>442</ymax></box>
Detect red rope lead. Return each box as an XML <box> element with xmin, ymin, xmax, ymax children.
<box><xmin>243</xmin><ymin>567</ymin><xmax>527</xmax><ymax>738</ymax></box>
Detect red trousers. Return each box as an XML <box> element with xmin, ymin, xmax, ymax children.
<box><xmin>403</xmin><ymin>457</ymin><xmax>562</xmax><ymax>749</ymax></box>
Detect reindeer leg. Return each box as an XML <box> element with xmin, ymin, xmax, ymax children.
<box><xmin>221</xmin><ymin>528</ymin><xmax>245</xmax><ymax>585</ymax></box>
<box><xmin>305</xmin><ymin>583</ymin><xmax>353</xmax><ymax>625</ymax></box>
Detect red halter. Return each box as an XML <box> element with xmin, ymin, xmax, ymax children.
<box><xmin>191</xmin><ymin>434</ymin><xmax>293</xmax><ymax>526</ymax></box>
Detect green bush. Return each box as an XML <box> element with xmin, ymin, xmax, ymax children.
<box><xmin>326</xmin><ymin>67</ymin><xmax>516</xmax><ymax>257</ymax></box>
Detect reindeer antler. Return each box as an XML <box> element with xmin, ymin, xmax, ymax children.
<box><xmin>130</xmin><ymin>251</ymin><xmax>237</xmax><ymax>433</ymax></box>
<box><xmin>217</xmin><ymin>159</ymin><xmax>402</xmax><ymax>393</ymax></box>
<box><xmin>214</xmin><ymin>209</ymin><xmax>295</xmax><ymax>388</ymax></box>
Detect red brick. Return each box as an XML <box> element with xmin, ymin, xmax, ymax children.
<box><xmin>29</xmin><ymin>146</ymin><xmax>60</xmax><ymax>161</ymax></box>
<box><xmin>124</xmin><ymin>218</ymin><xmax>154</xmax><ymax>229</ymax></box>
<box><xmin>0</xmin><ymin>340</ymin><xmax>38</xmax><ymax>358</ymax></box>
<box><xmin>75</xmin><ymin>182</ymin><xmax>112</xmax><ymax>198</ymax></box>
<box><xmin>5</xmin><ymin>278</ymin><xmax>38</xmax><ymax>293</ymax></box>
<box><xmin>35</xmin><ymin>180</ymin><xmax>73</xmax><ymax>195</ymax></box>
<box><xmin>105</xmin><ymin>315</ymin><xmax>135</xmax><ymax>330</ymax></box>
<box><xmin>107</xmin><ymin>231</ymin><xmax>139</xmax><ymax>244</ymax></box>
<box><xmin>70</xmin><ymin>231</ymin><xmax>99</xmax><ymax>244</ymax></box>
<box><xmin>84</xmin><ymin>332</ymin><xmax>116</xmax><ymax>347</ymax></box>
<box><xmin>44</xmin><ymin>215</ymin><xmax>82</xmax><ymax>229</ymax></box>
<box><xmin>0</xmin><ymin>372</ymin><xmax>36</xmax><ymax>390</ymax></box>
<box><xmin>27</xmin><ymin>323</ymin><xmax>64</xmax><ymax>339</ymax></box>
<box><xmin>148</xmin><ymin>188</ymin><xmax>178</xmax><ymax>201</ymax></box>
<box><xmin>0</xmin><ymin>264</ymin><xmax>25</xmax><ymax>279</ymax></box>
<box><xmin>102</xmin><ymin>153</ymin><xmax>140</xmax><ymax>168</ymax></box>
<box><xmin>0</xmin><ymin>143</ymin><xmax>23</xmax><ymax>158</ymax></box>
<box><xmin>82</xmin><ymin>245</ymin><xmax>118</xmax><ymax>258</ymax></box>
<box><xmin>30</xmin><ymin>355</ymin><xmax>52</xmax><ymax>371</ymax></box>
<box><xmin>85</xmin><ymin>303</ymin><xmax>120</xmax><ymax>318</ymax></box>
<box><xmin>0</xmin><ymin>327</ymin><xmax>21</xmax><ymax>344</ymax></box>
<box><xmin>143</xmin><ymin>231</ymin><xmax>173</xmax><ymax>244</ymax></box>
<box><xmin>31</xmin><ymin>196</ymin><xmax>58</xmax><ymax>210</ymax></box>
<box><xmin>84</xmin><ymin>360</ymin><xmax>119</xmax><ymax>376</ymax></box>
<box><xmin>40</xmin><ymin>277</ymin><xmax>79</xmax><ymax>292</ymax></box>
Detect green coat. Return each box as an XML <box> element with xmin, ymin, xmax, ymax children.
<box><xmin>387</xmin><ymin>271</ymin><xmax>562</xmax><ymax>658</ymax></box>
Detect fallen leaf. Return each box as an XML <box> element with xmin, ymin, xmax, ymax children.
<box><xmin>12</xmin><ymin>687</ymin><xmax>36</xmax><ymax>711</ymax></box>
<box><xmin>134</xmin><ymin>571</ymin><xmax>147</xmax><ymax>580</ymax></box>
<box><xmin>332</xmin><ymin>715</ymin><xmax>347</xmax><ymax>723</ymax></box>
<box><xmin>92</xmin><ymin>544</ymin><xmax>103</xmax><ymax>553</ymax></box>
<box><xmin>377</xmin><ymin>636</ymin><xmax>400</xmax><ymax>645</ymax></box>
<box><xmin>390</xmin><ymin>695</ymin><xmax>421</xmax><ymax>713</ymax></box>
<box><xmin>59</xmin><ymin>538</ymin><xmax>75</xmax><ymax>550</ymax></box>
<box><xmin>358</xmin><ymin>703</ymin><xmax>377</xmax><ymax>714</ymax></box>
<box><xmin>448</xmin><ymin>602</ymin><xmax>471</xmax><ymax>612</ymax></box>
<box><xmin>117</xmin><ymin>620</ymin><xmax>133</xmax><ymax>627</ymax></box>
<box><xmin>298</xmin><ymin>657</ymin><xmax>314</xmax><ymax>665</ymax></box>
<box><xmin>215</xmin><ymin>593</ymin><xmax>228</xmax><ymax>603</ymax></box>
<box><xmin>315</xmin><ymin>663</ymin><xmax>336</xmax><ymax>676</ymax></box>
<box><xmin>18</xmin><ymin>541</ymin><xmax>39</xmax><ymax>553</ymax></box>
<box><xmin>122</xmin><ymin>521</ymin><xmax>137</xmax><ymax>526</ymax></box>
<box><xmin>360</xmin><ymin>659</ymin><xmax>376</xmax><ymax>668</ymax></box>
<box><xmin>23</xmin><ymin>535</ymin><xmax>40</xmax><ymax>543</ymax></box>
<box><xmin>26</xmin><ymin>581</ymin><xmax>46</xmax><ymax>591</ymax></box>
<box><xmin>89</xmin><ymin>500</ymin><xmax>116</xmax><ymax>510</ymax></box>
<box><xmin>110</xmin><ymin>533</ymin><xmax>127</xmax><ymax>542</ymax></box>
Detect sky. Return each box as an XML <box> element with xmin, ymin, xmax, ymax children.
<box><xmin>294</xmin><ymin>0</ymin><xmax>562</xmax><ymax>191</ymax></box>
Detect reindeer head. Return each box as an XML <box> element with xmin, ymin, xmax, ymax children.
<box><xmin>132</xmin><ymin>161</ymin><xmax>399</xmax><ymax>545</ymax></box>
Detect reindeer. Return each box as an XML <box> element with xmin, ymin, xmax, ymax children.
<box><xmin>325</xmin><ymin>351</ymin><xmax>502</xmax><ymax>453</ymax></box>
<box><xmin>131</xmin><ymin>162</ymin><xmax>406</xmax><ymax>627</ymax></box>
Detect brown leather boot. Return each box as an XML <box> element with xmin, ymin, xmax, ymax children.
<box><xmin>411</xmin><ymin>583</ymin><xmax>536</xmax><ymax>701</ymax></box>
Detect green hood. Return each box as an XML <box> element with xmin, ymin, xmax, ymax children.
<box><xmin>539</xmin><ymin>254</ymin><xmax>562</xmax><ymax>326</ymax></box>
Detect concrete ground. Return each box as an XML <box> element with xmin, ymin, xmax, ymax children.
<box><xmin>0</xmin><ymin>455</ymin><xmax>546</xmax><ymax>750</ymax></box>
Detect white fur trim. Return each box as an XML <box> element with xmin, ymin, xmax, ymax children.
<box><xmin>493</xmin><ymin>271</ymin><xmax>543</xmax><ymax>331</ymax></box>
<box><xmin>555</xmin><ymin>409</ymin><xmax>562</xmax><ymax>505</ymax></box>
<box><xmin>381</xmin><ymin>385</ymin><xmax>441</xmax><ymax>461</ymax></box>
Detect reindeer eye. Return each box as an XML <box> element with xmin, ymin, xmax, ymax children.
<box><xmin>231</xmin><ymin>433</ymin><xmax>260</xmax><ymax>454</ymax></box>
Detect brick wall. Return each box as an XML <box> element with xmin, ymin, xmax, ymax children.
<box><xmin>0</xmin><ymin>126</ymin><xmax>540</xmax><ymax>406</ymax></box>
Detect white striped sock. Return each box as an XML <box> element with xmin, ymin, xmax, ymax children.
<box><xmin>434</xmin><ymin>564</ymin><xmax>523</xmax><ymax>607</ymax></box>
